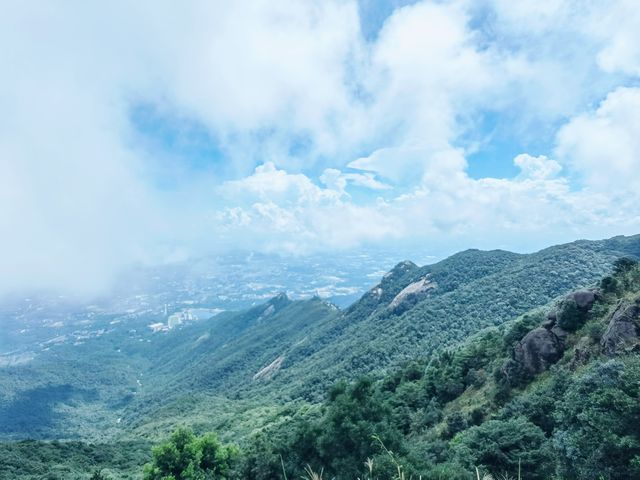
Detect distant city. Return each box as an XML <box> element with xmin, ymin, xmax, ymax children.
<box><xmin>0</xmin><ymin>249</ymin><xmax>436</xmax><ymax>359</ymax></box>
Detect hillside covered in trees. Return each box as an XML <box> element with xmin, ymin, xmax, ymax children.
<box><xmin>232</xmin><ymin>257</ymin><xmax>640</xmax><ymax>479</ymax></box>
<box><xmin>1</xmin><ymin>235</ymin><xmax>640</xmax><ymax>479</ymax></box>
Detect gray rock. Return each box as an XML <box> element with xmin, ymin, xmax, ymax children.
<box><xmin>601</xmin><ymin>300</ymin><xmax>640</xmax><ymax>356</ymax></box>
<box><xmin>388</xmin><ymin>276</ymin><xmax>437</xmax><ymax>313</ymax></box>
<box><xmin>550</xmin><ymin>325</ymin><xmax>569</xmax><ymax>342</ymax></box>
<box><xmin>556</xmin><ymin>290</ymin><xmax>598</xmax><ymax>331</ymax></box>
<box><xmin>542</xmin><ymin>313</ymin><xmax>556</xmax><ymax>329</ymax></box>
<box><xmin>572</xmin><ymin>290</ymin><xmax>597</xmax><ymax>310</ymax></box>
<box><xmin>514</xmin><ymin>327</ymin><xmax>564</xmax><ymax>375</ymax></box>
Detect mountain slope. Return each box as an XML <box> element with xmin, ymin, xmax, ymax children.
<box><xmin>237</xmin><ymin>257</ymin><xmax>640</xmax><ymax>479</ymax></box>
<box><xmin>189</xmin><ymin>235</ymin><xmax>640</xmax><ymax>400</ymax></box>
<box><xmin>123</xmin><ymin>235</ymin><xmax>640</xmax><ymax>434</ymax></box>
<box><xmin>1</xmin><ymin>235</ymin><xmax>639</xmax><ymax>445</ymax></box>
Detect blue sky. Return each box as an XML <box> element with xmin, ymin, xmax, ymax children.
<box><xmin>1</xmin><ymin>0</ymin><xmax>640</xmax><ymax>295</ymax></box>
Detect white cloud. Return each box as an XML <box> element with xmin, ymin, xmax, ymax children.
<box><xmin>489</xmin><ymin>0</ymin><xmax>640</xmax><ymax>78</ymax></box>
<box><xmin>213</xmin><ymin>148</ymin><xmax>640</xmax><ymax>257</ymax></box>
<box><xmin>150</xmin><ymin>0</ymin><xmax>365</xmax><ymax>161</ymax></box>
<box><xmin>362</xmin><ymin>2</ymin><xmax>497</xmax><ymax>152</ymax></box>
<box><xmin>556</xmin><ymin>87</ymin><xmax>640</xmax><ymax>190</ymax></box>
<box><xmin>588</xmin><ymin>0</ymin><xmax>640</xmax><ymax>76</ymax></box>
<box><xmin>514</xmin><ymin>154</ymin><xmax>562</xmax><ymax>180</ymax></box>
<box><xmin>348</xmin><ymin>145</ymin><xmax>442</xmax><ymax>185</ymax></box>
<box><xmin>2</xmin><ymin>0</ymin><xmax>640</xmax><ymax>296</ymax></box>
<box><xmin>0</xmin><ymin>5</ymin><xmax>160</xmax><ymax>296</ymax></box>
<box><xmin>0</xmin><ymin>0</ymin><xmax>366</xmax><ymax>295</ymax></box>
<box><xmin>217</xmin><ymin>163</ymin><xmax>400</xmax><ymax>253</ymax></box>
<box><xmin>319</xmin><ymin>168</ymin><xmax>390</xmax><ymax>193</ymax></box>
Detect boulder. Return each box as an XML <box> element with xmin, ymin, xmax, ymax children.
<box><xmin>542</xmin><ymin>311</ymin><xmax>557</xmax><ymax>329</ymax></box>
<box><xmin>601</xmin><ymin>299</ymin><xmax>640</xmax><ymax>356</ymax></box>
<box><xmin>571</xmin><ymin>290</ymin><xmax>597</xmax><ymax>310</ymax></box>
<box><xmin>550</xmin><ymin>325</ymin><xmax>569</xmax><ymax>342</ymax></box>
<box><xmin>556</xmin><ymin>289</ymin><xmax>598</xmax><ymax>331</ymax></box>
<box><xmin>542</xmin><ymin>309</ymin><xmax>568</xmax><ymax>341</ymax></box>
<box><xmin>514</xmin><ymin>327</ymin><xmax>564</xmax><ymax>375</ymax></box>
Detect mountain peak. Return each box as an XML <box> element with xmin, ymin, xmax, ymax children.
<box><xmin>383</xmin><ymin>260</ymin><xmax>418</xmax><ymax>280</ymax></box>
<box><xmin>268</xmin><ymin>292</ymin><xmax>291</xmax><ymax>309</ymax></box>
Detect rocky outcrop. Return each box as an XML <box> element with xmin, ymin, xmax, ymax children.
<box><xmin>356</xmin><ymin>261</ymin><xmax>419</xmax><ymax>309</ymax></box>
<box><xmin>383</xmin><ymin>260</ymin><xmax>418</xmax><ymax>281</ymax></box>
<box><xmin>513</xmin><ymin>287</ymin><xmax>637</xmax><ymax>374</ymax></box>
<box><xmin>514</xmin><ymin>327</ymin><xmax>565</xmax><ymax>375</ymax></box>
<box><xmin>253</xmin><ymin>355</ymin><xmax>285</xmax><ymax>380</ymax></box>
<box><xmin>388</xmin><ymin>276</ymin><xmax>436</xmax><ymax>313</ymax></box>
<box><xmin>571</xmin><ymin>290</ymin><xmax>597</xmax><ymax>310</ymax></box>
<box><xmin>601</xmin><ymin>299</ymin><xmax>640</xmax><ymax>356</ymax></box>
<box><xmin>512</xmin><ymin>291</ymin><xmax>593</xmax><ymax>375</ymax></box>
<box><xmin>256</xmin><ymin>293</ymin><xmax>291</xmax><ymax>323</ymax></box>
<box><xmin>556</xmin><ymin>289</ymin><xmax>599</xmax><ymax>331</ymax></box>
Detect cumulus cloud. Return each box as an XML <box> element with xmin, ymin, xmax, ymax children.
<box><xmin>216</xmin><ymin>163</ymin><xmax>400</xmax><ymax>253</ymax></box>
<box><xmin>588</xmin><ymin>0</ymin><xmax>640</xmax><ymax>76</ymax></box>
<box><xmin>214</xmin><ymin>146</ymin><xmax>638</xmax><ymax>257</ymax></box>
<box><xmin>556</xmin><ymin>87</ymin><xmax>640</xmax><ymax>189</ymax></box>
<box><xmin>1</xmin><ymin>0</ymin><xmax>640</xmax><ymax>296</ymax></box>
<box><xmin>348</xmin><ymin>146</ymin><xmax>442</xmax><ymax>185</ymax></box>
<box><xmin>319</xmin><ymin>168</ymin><xmax>390</xmax><ymax>193</ymax></box>
<box><xmin>514</xmin><ymin>154</ymin><xmax>562</xmax><ymax>180</ymax></box>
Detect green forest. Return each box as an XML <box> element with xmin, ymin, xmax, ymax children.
<box><xmin>219</xmin><ymin>257</ymin><xmax>640</xmax><ymax>479</ymax></box>
<box><xmin>2</xmin><ymin>237</ymin><xmax>640</xmax><ymax>479</ymax></box>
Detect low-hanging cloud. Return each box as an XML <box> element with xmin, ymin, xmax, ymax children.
<box><xmin>1</xmin><ymin>0</ymin><xmax>640</xmax><ymax>297</ymax></box>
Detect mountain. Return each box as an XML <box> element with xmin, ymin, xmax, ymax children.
<box><xmin>127</xmin><ymin>234</ymin><xmax>640</xmax><ymax>428</ymax></box>
<box><xmin>1</xmin><ymin>234</ymin><xmax>640</xmax><ymax>479</ymax></box>
<box><xmin>234</xmin><ymin>255</ymin><xmax>640</xmax><ymax>479</ymax></box>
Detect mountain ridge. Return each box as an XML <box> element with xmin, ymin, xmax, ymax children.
<box><xmin>3</xmin><ymin>237</ymin><xmax>640</xmax><ymax>478</ymax></box>
<box><xmin>115</xmin><ymin>234</ymin><xmax>640</xmax><ymax>437</ymax></box>
<box><xmin>1</xmin><ymin>234</ymin><xmax>640</xmax><ymax>446</ymax></box>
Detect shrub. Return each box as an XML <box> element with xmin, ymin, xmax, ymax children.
<box><xmin>143</xmin><ymin>428</ymin><xmax>238</xmax><ymax>480</ymax></box>
<box><xmin>452</xmin><ymin>417</ymin><xmax>553</xmax><ymax>480</ymax></box>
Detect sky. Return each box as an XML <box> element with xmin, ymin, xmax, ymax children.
<box><xmin>1</xmin><ymin>0</ymin><xmax>640</xmax><ymax>296</ymax></box>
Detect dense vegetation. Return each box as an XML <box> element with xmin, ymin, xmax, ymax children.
<box><xmin>228</xmin><ymin>257</ymin><xmax>640</xmax><ymax>479</ymax></box>
<box><xmin>143</xmin><ymin>428</ymin><xmax>238</xmax><ymax>480</ymax></box>
<box><xmin>2</xmin><ymin>235</ymin><xmax>640</xmax><ymax>478</ymax></box>
<box><xmin>130</xmin><ymin>235</ymin><xmax>640</xmax><ymax>431</ymax></box>
<box><xmin>0</xmin><ymin>440</ymin><xmax>150</xmax><ymax>479</ymax></box>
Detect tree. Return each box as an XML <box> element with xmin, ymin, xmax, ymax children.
<box><xmin>315</xmin><ymin>377</ymin><xmax>403</xmax><ymax>479</ymax></box>
<box><xmin>556</xmin><ymin>298</ymin><xmax>585</xmax><ymax>331</ymax></box>
<box><xmin>553</xmin><ymin>359</ymin><xmax>640</xmax><ymax>479</ymax></box>
<box><xmin>143</xmin><ymin>428</ymin><xmax>238</xmax><ymax>480</ymax></box>
<box><xmin>613</xmin><ymin>257</ymin><xmax>639</xmax><ymax>275</ymax></box>
<box><xmin>452</xmin><ymin>417</ymin><xmax>553</xmax><ymax>480</ymax></box>
<box><xmin>601</xmin><ymin>275</ymin><xmax>619</xmax><ymax>294</ymax></box>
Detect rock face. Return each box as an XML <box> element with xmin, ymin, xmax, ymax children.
<box><xmin>572</xmin><ymin>290</ymin><xmax>597</xmax><ymax>310</ymax></box>
<box><xmin>514</xmin><ymin>327</ymin><xmax>565</xmax><ymax>375</ymax></box>
<box><xmin>388</xmin><ymin>276</ymin><xmax>436</xmax><ymax>313</ymax></box>
<box><xmin>601</xmin><ymin>299</ymin><xmax>640</xmax><ymax>356</ymax></box>
<box><xmin>383</xmin><ymin>260</ymin><xmax>418</xmax><ymax>281</ymax></box>
<box><xmin>556</xmin><ymin>289</ymin><xmax>599</xmax><ymax>331</ymax></box>
<box><xmin>253</xmin><ymin>355</ymin><xmax>285</xmax><ymax>381</ymax></box>
<box><xmin>345</xmin><ymin>260</ymin><xmax>423</xmax><ymax>321</ymax></box>
<box><xmin>512</xmin><ymin>290</ymin><xmax>596</xmax><ymax>375</ymax></box>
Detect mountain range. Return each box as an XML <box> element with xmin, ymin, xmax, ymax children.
<box><xmin>1</xmin><ymin>234</ymin><xmax>640</xmax><ymax>478</ymax></box>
